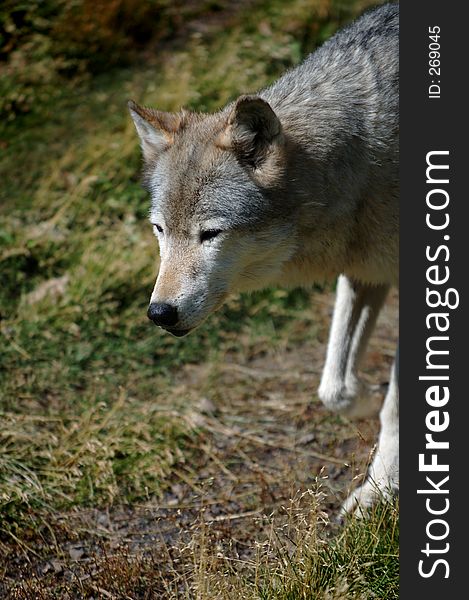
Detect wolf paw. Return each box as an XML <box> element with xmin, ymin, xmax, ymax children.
<box><xmin>318</xmin><ymin>377</ymin><xmax>380</xmax><ymax>419</ymax></box>
<box><xmin>341</xmin><ymin>474</ymin><xmax>399</xmax><ymax>517</ymax></box>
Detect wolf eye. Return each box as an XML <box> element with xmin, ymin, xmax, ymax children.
<box><xmin>153</xmin><ymin>224</ymin><xmax>163</xmax><ymax>234</ymax></box>
<box><xmin>200</xmin><ymin>229</ymin><xmax>222</xmax><ymax>243</ymax></box>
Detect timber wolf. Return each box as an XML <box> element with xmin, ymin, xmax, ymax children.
<box><xmin>129</xmin><ymin>3</ymin><xmax>399</xmax><ymax>513</ymax></box>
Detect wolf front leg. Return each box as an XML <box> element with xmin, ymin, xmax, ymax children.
<box><xmin>318</xmin><ymin>275</ymin><xmax>389</xmax><ymax>418</ymax></box>
<box><xmin>341</xmin><ymin>355</ymin><xmax>399</xmax><ymax>514</ymax></box>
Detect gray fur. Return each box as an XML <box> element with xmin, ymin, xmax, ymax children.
<box><xmin>129</xmin><ymin>3</ymin><xmax>399</xmax><ymax>513</ymax></box>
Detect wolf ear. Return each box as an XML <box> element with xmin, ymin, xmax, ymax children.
<box><xmin>218</xmin><ymin>95</ymin><xmax>283</xmax><ymax>169</ymax></box>
<box><xmin>128</xmin><ymin>100</ymin><xmax>181</xmax><ymax>163</ymax></box>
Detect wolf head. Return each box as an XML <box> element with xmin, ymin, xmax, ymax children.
<box><xmin>129</xmin><ymin>96</ymin><xmax>299</xmax><ymax>336</ymax></box>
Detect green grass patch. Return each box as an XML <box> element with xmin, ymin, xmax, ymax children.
<box><xmin>255</xmin><ymin>497</ymin><xmax>399</xmax><ymax>600</ymax></box>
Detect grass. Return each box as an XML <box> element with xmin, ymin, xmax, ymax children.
<box><xmin>0</xmin><ymin>0</ymin><xmax>396</xmax><ymax>597</ymax></box>
<box><xmin>4</xmin><ymin>485</ymin><xmax>399</xmax><ymax>599</ymax></box>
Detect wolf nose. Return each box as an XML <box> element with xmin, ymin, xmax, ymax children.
<box><xmin>147</xmin><ymin>302</ymin><xmax>179</xmax><ymax>327</ymax></box>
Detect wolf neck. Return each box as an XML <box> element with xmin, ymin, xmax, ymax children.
<box><xmin>259</xmin><ymin>41</ymin><xmax>397</xmax><ymax>214</ymax></box>
<box><xmin>262</xmin><ymin>88</ymin><xmax>398</xmax><ymax>285</ymax></box>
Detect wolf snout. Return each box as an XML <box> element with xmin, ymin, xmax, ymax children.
<box><xmin>147</xmin><ymin>302</ymin><xmax>179</xmax><ymax>328</ymax></box>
